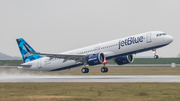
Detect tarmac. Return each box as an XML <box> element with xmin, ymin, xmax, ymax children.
<box><xmin>0</xmin><ymin>75</ymin><xmax>180</xmax><ymax>83</ymax></box>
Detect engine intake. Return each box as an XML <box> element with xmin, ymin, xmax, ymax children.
<box><xmin>87</xmin><ymin>53</ymin><xmax>105</xmax><ymax>66</ymax></box>
<box><xmin>114</xmin><ymin>55</ymin><xmax>134</xmax><ymax>65</ymax></box>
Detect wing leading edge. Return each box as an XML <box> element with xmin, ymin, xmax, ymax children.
<box><xmin>31</xmin><ymin>51</ymin><xmax>88</xmax><ymax>63</ymax></box>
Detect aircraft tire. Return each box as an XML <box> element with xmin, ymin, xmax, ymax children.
<box><xmin>105</xmin><ymin>67</ymin><xmax>108</xmax><ymax>72</ymax></box>
<box><xmin>81</xmin><ymin>68</ymin><xmax>89</xmax><ymax>73</ymax></box>
<box><xmin>101</xmin><ymin>67</ymin><xmax>108</xmax><ymax>73</ymax></box>
<box><xmin>81</xmin><ymin>68</ymin><xmax>86</xmax><ymax>73</ymax></box>
<box><xmin>86</xmin><ymin>68</ymin><xmax>89</xmax><ymax>73</ymax></box>
<box><xmin>154</xmin><ymin>55</ymin><xmax>159</xmax><ymax>59</ymax></box>
<box><xmin>101</xmin><ymin>67</ymin><xmax>105</xmax><ymax>73</ymax></box>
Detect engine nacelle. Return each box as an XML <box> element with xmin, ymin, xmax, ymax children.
<box><xmin>114</xmin><ymin>55</ymin><xmax>134</xmax><ymax>65</ymax></box>
<box><xmin>87</xmin><ymin>53</ymin><xmax>105</xmax><ymax>66</ymax></box>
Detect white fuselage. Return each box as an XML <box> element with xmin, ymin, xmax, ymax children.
<box><xmin>18</xmin><ymin>31</ymin><xmax>173</xmax><ymax>71</ymax></box>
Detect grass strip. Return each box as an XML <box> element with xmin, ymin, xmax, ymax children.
<box><xmin>0</xmin><ymin>83</ymin><xmax>180</xmax><ymax>101</ymax></box>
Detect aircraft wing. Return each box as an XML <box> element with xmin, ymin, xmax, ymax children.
<box><xmin>24</xmin><ymin>43</ymin><xmax>89</xmax><ymax>63</ymax></box>
<box><xmin>30</xmin><ymin>51</ymin><xmax>88</xmax><ymax>63</ymax></box>
<box><xmin>30</xmin><ymin>51</ymin><xmax>87</xmax><ymax>58</ymax></box>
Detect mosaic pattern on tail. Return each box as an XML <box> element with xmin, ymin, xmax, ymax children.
<box><xmin>16</xmin><ymin>38</ymin><xmax>42</xmax><ymax>63</ymax></box>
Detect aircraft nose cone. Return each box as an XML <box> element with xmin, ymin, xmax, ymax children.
<box><xmin>168</xmin><ymin>35</ymin><xmax>174</xmax><ymax>43</ymax></box>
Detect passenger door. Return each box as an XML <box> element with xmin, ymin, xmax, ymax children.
<box><xmin>146</xmin><ymin>33</ymin><xmax>152</xmax><ymax>43</ymax></box>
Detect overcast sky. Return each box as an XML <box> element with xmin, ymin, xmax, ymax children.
<box><xmin>0</xmin><ymin>0</ymin><xmax>179</xmax><ymax>57</ymax></box>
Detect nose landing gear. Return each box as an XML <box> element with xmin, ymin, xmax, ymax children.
<box><xmin>153</xmin><ymin>49</ymin><xmax>159</xmax><ymax>59</ymax></box>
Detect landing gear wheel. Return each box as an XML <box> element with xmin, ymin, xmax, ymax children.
<box><xmin>81</xmin><ymin>68</ymin><xmax>86</xmax><ymax>73</ymax></box>
<box><xmin>101</xmin><ymin>67</ymin><xmax>108</xmax><ymax>73</ymax></box>
<box><xmin>101</xmin><ymin>67</ymin><xmax>105</xmax><ymax>73</ymax></box>
<box><xmin>152</xmin><ymin>49</ymin><xmax>159</xmax><ymax>59</ymax></box>
<box><xmin>86</xmin><ymin>68</ymin><xmax>89</xmax><ymax>73</ymax></box>
<box><xmin>81</xmin><ymin>68</ymin><xmax>89</xmax><ymax>73</ymax></box>
<box><xmin>105</xmin><ymin>67</ymin><xmax>108</xmax><ymax>72</ymax></box>
<box><xmin>154</xmin><ymin>55</ymin><xmax>159</xmax><ymax>59</ymax></box>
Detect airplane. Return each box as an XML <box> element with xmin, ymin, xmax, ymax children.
<box><xmin>16</xmin><ymin>31</ymin><xmax>173</xmax><ymax>73</ymax></box>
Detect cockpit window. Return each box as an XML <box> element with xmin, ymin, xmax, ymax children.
<box><xmin>157</xmin><ymin>33</ymin><xmax>167</xmax><ymax>37</ymax></box>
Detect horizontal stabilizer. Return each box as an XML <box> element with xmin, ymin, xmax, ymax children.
<box><xmin>3</xmin><ymin>65</ymin><xmax>32</xmax><ymax>68</ymax></box>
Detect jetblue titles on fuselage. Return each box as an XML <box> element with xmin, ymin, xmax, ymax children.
<box><xmin>119</xmin><ymin>36</ymin><xmax>144</xmax><ymax>49</ymax></box>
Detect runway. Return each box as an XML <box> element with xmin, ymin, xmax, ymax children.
<box><xmin>0</xmin><ymin>75</ymin><xmax>180</xmax><ymax>82</ymax></box>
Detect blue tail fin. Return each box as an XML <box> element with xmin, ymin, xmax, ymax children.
<box><xmin>16</xmin><ymin>38</ymin><xmax>42</xmax><ymax>63</ymax></box>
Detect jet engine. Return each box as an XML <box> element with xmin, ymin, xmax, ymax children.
<box><xmin>114</xmin><ymin>55</ymin><xmax>134</xmax><ymax>65</ymax></box>
<box><xmin>87</xmin><ymin>53</ymin><xmax>105</xmax><ymax>66</ymax></box>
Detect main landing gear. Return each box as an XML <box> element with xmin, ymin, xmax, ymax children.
<box><xmin>101</xmin><ymin>67</ymin><xmax>108</xmax><ymax>73</ymax></box>
<box><xmin>153</xmin><ymin>49</ymin><xmax>159</xmax><ymax>59</ymax></box>
<box><xmin>81</xmin><ymin>61</ymin><xmax>109</xmax><ymax>73</ymax></box>
<box><xmin>101</xmin><ymin>61</ymin><xmax>108</xmax><ymax>73</ymax></box>
<box><xmin>81</xmin><ymin>67</ymin><xmax>89</xmax><ymax>73</ymax></box>
<box><xmin>81</xmin><ymin>63</ymin><xmax>89</xmax><ymax>73</ymax></box>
